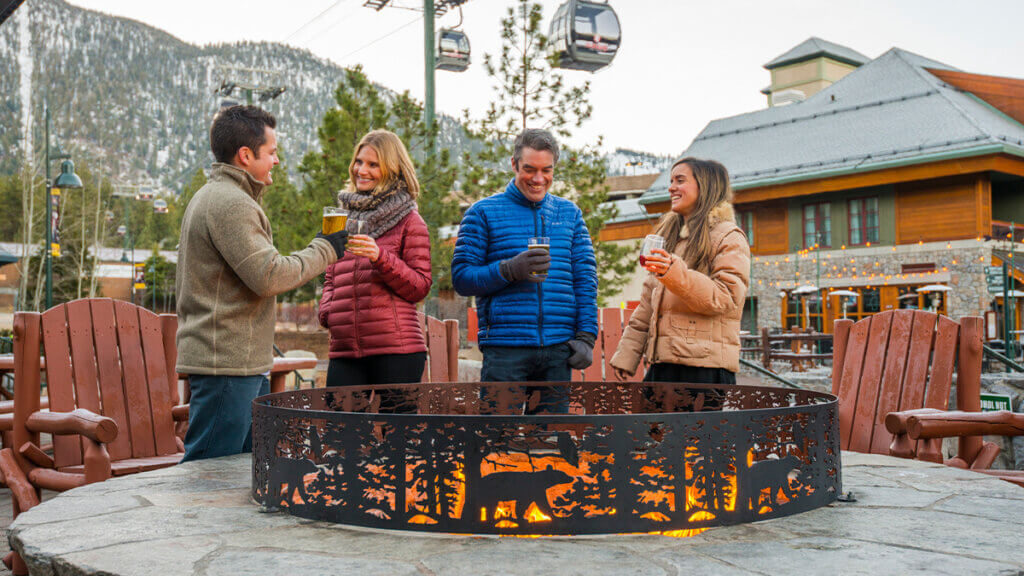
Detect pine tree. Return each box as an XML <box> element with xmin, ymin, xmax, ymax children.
<box><xmin>169</xmin><ymin>168</ymin><xmax>206</xmax><ymax>246</ymax></box>
<box><xmin>461</xmin><ymin>0</ymin><xmax>634</xmax><ymax>304</ymax></box>
<box><xmin>299</xmin><ymin>66</ymin><xmax>389</xmax><ymax>209</ymax></box>
<box><xmin>265</xmin><ymin>158</ymin><xmax>322</xmax><ymax>303</ymax></box>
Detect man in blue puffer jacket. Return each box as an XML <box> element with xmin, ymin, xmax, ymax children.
<box><xmin>452</xmin><ymin>129</ymin><xmax>598</xmax><ymax>411</ymax></box>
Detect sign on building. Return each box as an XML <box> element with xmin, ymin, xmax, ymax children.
<box><xmin>979</xmin><ymin>393</ymin><xmax>1013</xmax><ymax>412</ymax></box>
<box><xmin>986</xmin><ymin>266</ymin><xmax>1006</xmax><ymax>294</ymax></box>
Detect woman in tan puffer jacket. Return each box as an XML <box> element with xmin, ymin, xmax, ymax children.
<box><xmin>610</xmin><ymin>157</ymin><xmax>750</xmax><ymax>386</ymax></box>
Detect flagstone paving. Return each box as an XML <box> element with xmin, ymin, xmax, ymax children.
<box><xmin>7</xmin><ymin>452</ymin><xmax>1024</xmax><ymax>575</ymax></box>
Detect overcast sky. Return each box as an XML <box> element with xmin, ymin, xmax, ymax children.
<box><xmin>67</xmin><ymin>0</ymin><xmax>1024</xmax><ymax>156</ymax></box>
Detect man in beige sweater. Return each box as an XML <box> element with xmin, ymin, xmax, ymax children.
<box><xmin>177</xmin><ymin>105</ymin><xmax>348</xmax><ymax>462</ymax></box>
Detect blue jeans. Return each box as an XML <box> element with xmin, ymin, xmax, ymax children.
<box><xmin>181</xmin><ymin>374</ymin><xmax>269</xmax><ymax>462</ymax></box>
<box><xmin>481</xmin><ymin>343</ymin><xmax>571</xmax><ymax>414</ymax></box>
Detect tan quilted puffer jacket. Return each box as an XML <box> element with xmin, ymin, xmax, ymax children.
<box><xmin>611</xmin><ymin>202</ymin><xmax>751</xmax><ymax>374</ymax></box>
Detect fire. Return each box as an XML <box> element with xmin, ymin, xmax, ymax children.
<box><xmin>523</xmin><ymin>502</ymin><xmax>553</xmax><ymax>523</ymax></box>
<box><xmin>277</xmin><ymin>437</ymin><xmax>812</xmax><ymax>538</ymax></box>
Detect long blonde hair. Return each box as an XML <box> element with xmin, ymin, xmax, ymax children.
<box><xmin>653</xmin><ymin>157</ymin><xmax>733</xmax><ymax>274</ymax></box>
<box><xmin>346</xmin><ymin>130</ymin><xmax>421</xmax><ymax>198</ymax></box>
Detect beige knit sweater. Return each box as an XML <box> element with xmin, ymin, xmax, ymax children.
<box><xmin>175</xmin><ymin>163</ymin><xmax>337</xmax><ymax>375</ymax></box>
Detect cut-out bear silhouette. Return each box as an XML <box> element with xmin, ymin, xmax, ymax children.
<box><xmin>477</xmin><ymin>465</ymin><xmax>573</xmax><ymax>522</ymax></box>
<box><xmin>269</xmin><ymin>456</ymin><xmax>319</xmax><ymax>506</ymax></box>
<box><xmin>742</xmin><ymin>455</ymin><xmax>802</xmax><ymax>510</ymax></box>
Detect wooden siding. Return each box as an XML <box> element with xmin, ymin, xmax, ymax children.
<box><xmin>599</xmin><ymin>220</ymin><xmax>657</xmax><ymax>242</ymax></box>
<box><xmin>895</xmin><ymin>175</ymin><xmax>990</xmax><ymax>244</ymax></box>
<box><xmin>927</xmin><ymin>68</ymin><xmax>1024</xmax><ymax>127</ymax></box>
<box><xmin>732</xmin><ymin>154</ymin><xmax>1024</xmax><ymax>204</ymax></box>
<box><xmin>752</xmin><ymin>202</ymin><xmax>789</xmax><ymax>255</ymax></box>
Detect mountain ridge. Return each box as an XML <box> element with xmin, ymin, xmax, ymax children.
<box><xmin>0</xmin><ymin>0</ymin><xmax>664</xmax><ymax>191</ymax></box>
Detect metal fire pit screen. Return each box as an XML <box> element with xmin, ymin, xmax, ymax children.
<box><xmin>252</xmin><ymin>382</ymin><xmax>840</xmax><ymax>536</ymax></box>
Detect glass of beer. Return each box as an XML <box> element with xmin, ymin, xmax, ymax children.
<box><xmin>528</xmin><ymin>236</ymin><xmax>550</xmax><ymax>279</ymax></box>
<box><xmin>351</xmin><ymin>218</ymin><xmax>368</xmax><ymax>235</ymax></box>
<box><xmin>322</xmin><ymin>207</ymin><xmax>348</xmax><ymax>235</ymax></box>
<box><xmin>640</xmin><ymin>234</ymin><xmax>665</xmax><ymax>267</ymax></box>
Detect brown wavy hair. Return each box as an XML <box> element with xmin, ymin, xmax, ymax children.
<box><xmin>653</xmin><ymin>157</ymin><xmax>733</xmax><ymax>274</ymax></box>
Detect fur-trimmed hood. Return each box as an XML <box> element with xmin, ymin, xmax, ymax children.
<box><xmin>679</xmin><ymin>202</ymin><xmax>737</xmax><ymax>239</ymax></box>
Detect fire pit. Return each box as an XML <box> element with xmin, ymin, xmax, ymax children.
<box><xmin>252</xmin><ymin>382</ymin><xmax>840</xmax><ymax>536</ymax></box>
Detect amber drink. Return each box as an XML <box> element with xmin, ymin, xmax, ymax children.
<box><xmin>322</xmin><ymin>207</ymin><xmax>348</xmax><ymax>235</ymax></box>
<box><xmin>528</xmin><ymin>236</ymin><xmax>550</xmax><ymax>279</ymax></box>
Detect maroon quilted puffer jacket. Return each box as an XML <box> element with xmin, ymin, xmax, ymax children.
<box><xmin>319</xmin><ymin>211</ymin><xmax>432</xmax><ymax>358</ymax></box>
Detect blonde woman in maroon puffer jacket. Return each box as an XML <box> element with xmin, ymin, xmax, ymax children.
<box><xmin>319</xmin><ymin>130</ymin><xmax>432</xmax><ymax>390</ymax></box>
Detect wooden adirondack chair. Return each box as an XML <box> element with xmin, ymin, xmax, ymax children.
<box><xmin>419</xmin><ymin>313</ymin><xmax>460</xmax><ymax>383</ymax></box>
<box><xmin>832</xmin><ymin>310</ymin><xmax>999</xmax><ymax>469</ymax></box>
<box><xmin>573</xmin><ymin>307</ymin><xmax>646</xmax><ymax>383</ymax></box>
<box><xmin>0</xmin><ymin>298</ymin><xmax>186</xmax><ymax>574</ymax></box>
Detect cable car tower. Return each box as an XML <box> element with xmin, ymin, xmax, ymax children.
<box><xmin>213</xmin><ymin>65</ymin><xmax>287</xmax><ymax>108</ymax></box>
<box><xmin>362</xmin><ymin>0</ymin><xmax>471</xmax><ymax>153</ymax></box>
<box><xmin>549</xmin><ymin>0</ymin><xmax>621</xmax><ymax>72</ymax></box>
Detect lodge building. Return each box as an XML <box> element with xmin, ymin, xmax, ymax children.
<box><xmin>611</xmin><ymin>38</ymin><xmax>1024</xmax><ymax>336</ymax></box>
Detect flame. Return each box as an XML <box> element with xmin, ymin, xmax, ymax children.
<box><xmin>279</xmin><ymin>439</ymin><xmax>813</xmax><ymax>539</ymax></box>
<box><xmin>641</xmin><ymin>511</ymin><xmax>670</xmax><ymax>522</ymax></box>
<box><xmin>494</xmin><ymin>501</ymin><xmax>516</xmax><ymax>520</ymax></box>
<box><xmin>523</xmin><ymin>502</ymin><xmax>553</xmax><ymax>523</ymax></box>
<box><xmin>408</xmin><ymin>514</ymin><xmax>438</xmax><ymax>525</ymax></box>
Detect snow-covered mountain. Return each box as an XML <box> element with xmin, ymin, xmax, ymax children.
<box><xmin>0</xmin><ymin>0</ymin><xmax>668</xmax><ymax>188</ymax></box>
<box><xmin>605</xmin><ymin>148</ymin><xmax>675</xmax><ymax>176</ymax></box>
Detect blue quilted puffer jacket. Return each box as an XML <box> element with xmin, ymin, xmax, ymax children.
<box><xmin>452</xmin><ymin>180</ymin><xmax>598</xmax><ymax>347</ymax></box>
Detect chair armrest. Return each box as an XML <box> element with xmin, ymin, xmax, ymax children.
<box><xmin>885</xmin><ymin>408</ymin><xmax>945</xmax><ymax>462</ymax></box>
<box><xmin>270</xmin><ymin>358</ymin><xmax>317</xmax><ymax>373</ymax></box>
<box><xmin>905</xmin><ymin>410</ymin><xmax>1024</xmax><ymax>440</ymax></box>
<box><xmin>26</xmin><ymin>409</ymin><xmax>117</xmax><ymax>444</ymax></box>
<box><xmin>884</xmin><ymin>408</ymin><xmax>945</xmax><ymax>435</ymax></box>
<box><xmin>172</xmin><ymin>404</ymin><xmax>189</xmax><ymax>422</ymax></box>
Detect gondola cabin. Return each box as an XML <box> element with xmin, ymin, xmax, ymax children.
<box><xmin>436</xmin><ymin>28</ymin><xmax>470</xmax><ymax>72</ymax></box>
<box><xmin>153</xmin><ymin>199</ymin><xmax>168</xmax><ymax>214</ymax></box>
<box><xmin>135</xmin><ymin>187</ymin><xmax>154</xmax><ymax>201</ymax></box>
<box><xmin>549</xmin><ymin>0</ymin><xmax>621</xmax><ymax>72</ymax></box>
<box><xmin>116</xmin><ymin>225</ymin><xmax>127</xmax><ymax>237</ymax></box>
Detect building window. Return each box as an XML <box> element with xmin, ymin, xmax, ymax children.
<box><xmin>848</xmin><ymin>197</ymin><xmax>879</xmax><ymax>246</ymax></box>
<box><xmin>803</xmin><ymin>202</ymin><xmax>831</xmax><ymax>248</ymax></box>
<box><xmin>737</xmin><ymin>211</ymin><xmax>754</xmax><ymax>246</ymax></box>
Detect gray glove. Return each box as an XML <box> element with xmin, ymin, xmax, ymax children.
<box><xmin>315</xmin><ymin>230</ymin><xmax>350</xmax><ymax>259</ymax></box>
<box><xmin>567</xmin><ymin>332</ymin><xmax>597</xmax><ymax>370</ymax></box>
<box><xmin>500</xmin><ymin>248</ymin><xmax>551</xmax><ymax>283</ymax></box>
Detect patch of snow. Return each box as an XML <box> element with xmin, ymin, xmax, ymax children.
<box><xmin>17</xmin><ymin>4</ymin><xmax>33</xmax><ymax>163</ymax></box>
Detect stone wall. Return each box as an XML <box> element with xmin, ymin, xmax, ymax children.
<box><xmin>749</xmin><ymin>239</ymin><xmax>995</xmax><ymax>329</ymax></box>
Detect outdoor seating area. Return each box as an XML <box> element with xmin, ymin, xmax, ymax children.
<box><xmin>0</xmin><ymin>300</ymin><xmax>1020</xmax><ymax>574</ymax></box>
<box><xmin>1</xmin><ymin>1</ymin><xmax>1023</xmax><ymax>572</ymax></box>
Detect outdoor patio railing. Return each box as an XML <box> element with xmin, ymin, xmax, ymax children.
<box><xmin>740</xmin><ymin>328</ymin><xmax>833</xmax><ymax>372</ymax></box>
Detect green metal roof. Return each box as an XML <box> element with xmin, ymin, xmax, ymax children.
<box><xmin>764</xmin><ymin>37</ymin><xmax>870</xmax><ymax>70</ymax></box>
<box><xmin>640</xmin><ymin>48</ymin><xmax>1024</xmax><ymax>206</ymax></box>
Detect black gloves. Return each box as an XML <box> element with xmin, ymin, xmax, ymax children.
<box><xmin>316</xmin><ymin>230</ymin><xmax>349</xmax><ymax>259</ymax></box>
<box><xmin>567</xmin><ymin>331</ymin><xmax>597</xmax><ymax>370</ymax></box>
<box><xmin>500</xmin><ymin>248</ymin><xmax>551</xmax><ymax>283</ymax></box>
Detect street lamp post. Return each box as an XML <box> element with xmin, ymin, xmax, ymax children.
<box><xmin>44</xmin><ymin>106</ymin><xmax>83</xmax><ymax>310</ymax></box>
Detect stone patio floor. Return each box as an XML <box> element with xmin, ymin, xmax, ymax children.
<box><xmin>7</xmin><ymin>452</ymin><xmax>1024</xmax><ymax>575</ymax></box>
